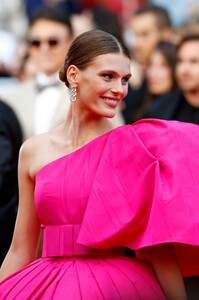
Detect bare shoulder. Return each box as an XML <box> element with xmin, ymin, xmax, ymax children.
<box><xmin>20</xmin><ymin>133</ymin><xmax>50</xmax><ymax>157</ymax></box>
<box><xmin>19</xmin><ymin>132</ymin><xmax>53</xmax><ymax>180</ymax></box>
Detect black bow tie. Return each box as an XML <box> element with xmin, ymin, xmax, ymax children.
<box><xmin>35</xmin><ymin>81</ymin><xmax>61</xmax><ymax>92</ymax></box>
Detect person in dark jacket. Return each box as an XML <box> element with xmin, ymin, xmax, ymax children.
<box><xmin>0</xmin><ymin>99</ymin><xmax>23</xmax><ymax>264</ymax></box>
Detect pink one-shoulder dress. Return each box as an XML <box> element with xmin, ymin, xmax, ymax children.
<box><xmin>1</xmin><ymin>119</ymin><xmax>199</xmax><ymax>299</ymax></box>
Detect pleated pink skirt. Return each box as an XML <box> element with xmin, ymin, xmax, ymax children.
<box><xmin>0</xmin><ymin>255</ymin><xmax>166</xmax><ymax>299</ymax></box>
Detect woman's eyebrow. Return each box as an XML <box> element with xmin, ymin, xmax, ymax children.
<box><xmin>100</xmin><ymin>70</ymin><xmax>132</xmax><ymax>77</ymax></box>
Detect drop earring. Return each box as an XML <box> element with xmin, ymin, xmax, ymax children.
<box><xmin>70</xmin><ymin>87</ymin><xmax>77</xmax><ymax>102</ymax></box>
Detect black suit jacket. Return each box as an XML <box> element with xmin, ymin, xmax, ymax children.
<box><xmin>122</xmin><ymin>80</ymin><xmax>148</xmax><ymax>124</ymax></box>
<box><xmin>0</xmin><ymin>99</ymin><xmax>23</xmax><ymax>264</ymax></box>
<box><xmin>146</xmin><ymin>89</ymin><xmax>199</xmax><ymax>124</ymax></box>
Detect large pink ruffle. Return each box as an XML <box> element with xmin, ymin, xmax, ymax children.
<box><xmin>78</xmin><ymin>119</ymin><xmax>199</xmax><ymax>276</ymax></box>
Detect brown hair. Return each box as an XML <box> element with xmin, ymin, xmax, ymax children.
<box><xmin>154</xmin><ymin>40</ymin><xmax>177</xmax><ymax>89</ymax></box>
<box><xmin>29</xmin><ymin>6</ymin><xmax>73</xmax><ymax>34</ymax></box>
<box><xmin>59</xmin><ymin>29</ymin><xmax>130</xmax><ymax>87</ymax></box>
<box><xmin>134</xmin><ymin>4</ymin><xmax>172</xmax><ymax>29</ymax></box>
<box><xmin>177</xmin><ymin>33</ymin><xmax>199</xmax><ymax>52</ymax></box>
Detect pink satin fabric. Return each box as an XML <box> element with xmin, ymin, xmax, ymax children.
<box><xmin>1</xmin><ymin>119</ymin><xmax>199</xmax><ymax>299</ymax></box>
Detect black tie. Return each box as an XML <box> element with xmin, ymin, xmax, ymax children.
<box><xmin>35</xmin><ymin>81</ymin><xmax>61</xmax><ymax>92</ymax></box>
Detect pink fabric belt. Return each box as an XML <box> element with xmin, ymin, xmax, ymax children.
<box><xmin>42</xmin><ymin>224</ymin><xmax>123</xmax><ymax>257</ymax></box>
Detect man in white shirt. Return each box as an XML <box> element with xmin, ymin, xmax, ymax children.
<box><xmin>1</xmin><ymin>7</ymin><xmax>73</xmax><ymax>140</ymax></box>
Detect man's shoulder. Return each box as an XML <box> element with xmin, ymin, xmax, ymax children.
<box><xmin>0</xmin><ymin>99</ymin><xmax>23</xmax><ymax>144</ymax></box>
<box><xmin>0</xmin><ymin>99</ymin><xmax>20</xmax><ymax>123</ymax></box>
<box><xmin>2</xmin><ymin>79</ymin><xmax>35</xmax><ymax>98</ymax></box>
<box><xmin>1</xmin><ymin>79</ymin><xmax>36</xmax><ymax>108</ymax></box>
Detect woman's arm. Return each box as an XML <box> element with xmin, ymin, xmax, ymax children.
<box><xmin>139</xmin><ymin>243</ymin><xmax>187</xmax><ymax>300</ymax></box>
<box><xmin>0</xmin><ymin>141</ymin><xmax>41</xmax><ymax>280</ymax></box>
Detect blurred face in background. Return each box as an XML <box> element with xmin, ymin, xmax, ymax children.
<box><xmin>70</xmin><ymin>11</ymin><xmax>94</xmax><ymax>37</ymax></box>
<box><xmin>146</xmin><ymin>50</ymin><xmax>174</xmax><ymax>96</ymax></box>
<box><xmin>28</xmin><ymin>19</ymin><xmax>73</xmax><ymax>76</ymax></box>
<box><xmin>176</xmin><ymin>41</ymin><xmax>199</xmax><ymax>94</ymax></box>
<box><xmin>130</xmin><ymin>13</ymin><xmax>162</xmax><ymax>65</ymax></box>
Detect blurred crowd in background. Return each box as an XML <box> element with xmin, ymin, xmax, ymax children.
<box><xmin>0</xmin><ymin>0</ymin><xmax>199</xmax><ymax>84</ymax></box>
<box><xmin>0</xmin><ymin>0</ymin><xmax>199</xmax><ymax>280</ymax></box>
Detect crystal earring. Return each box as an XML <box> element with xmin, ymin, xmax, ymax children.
<box><xmin>70</xmin><ymin>87</ymin><xmax>77</xmax><ymax>102</ymax></box>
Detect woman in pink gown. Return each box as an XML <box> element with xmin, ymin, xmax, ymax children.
<box><xmin>0</xmin><ymin>29</ymin><xmax>199</xmax><ymax>300</ymax></box>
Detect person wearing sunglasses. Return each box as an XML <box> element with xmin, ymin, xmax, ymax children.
<box><xmin>0</xmin><ymin>7</ymin><xmax>73</xmax><ymax>141</ymax></box>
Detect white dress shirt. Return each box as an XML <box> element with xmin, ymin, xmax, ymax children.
<box><xmin>34</xmin><ymin>72</ymin><xmax>62</xmax><ymax>134</ymax></box>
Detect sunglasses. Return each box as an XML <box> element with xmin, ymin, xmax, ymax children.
<box><xmin>28</xmin><ymin>38</ymin><xmax>60</xmax><ymax>48</ymax></box>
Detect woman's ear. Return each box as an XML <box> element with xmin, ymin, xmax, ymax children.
<box><xmin>67</xmin><ymin>65</ymin><xmax>78</xmax><ymax>86</ymax></box>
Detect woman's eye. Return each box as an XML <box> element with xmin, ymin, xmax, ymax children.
<box><xmin>103</xmin><ymin>74</ymin><xmax>112</xmax><ymax>80</ymax></box>
<box><xmin>122</xmin><ymin>77</ymin><xmax>129</xmax><ymax>84</ymax></box>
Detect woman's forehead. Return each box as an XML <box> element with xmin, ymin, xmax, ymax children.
<box><xmin>89</xmin><ymin>53</ymin><xmax>131</xmax><ymax>71</ymax></box>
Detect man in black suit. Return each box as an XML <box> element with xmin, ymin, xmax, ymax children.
<box><xmin>146</xmin><ymin>33</ymin><xmax>199</xmax><ymax>124</ymax></box>
<box><xmin>0</xmin><ymin>99</ymin><xmax>23</xmax><ymax>264</ymax></box>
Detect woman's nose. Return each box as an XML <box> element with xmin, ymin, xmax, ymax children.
<box><xmin>111</xmin><ymin>81</ymin><xmax>124</xmax><ymax>95</ymax></box>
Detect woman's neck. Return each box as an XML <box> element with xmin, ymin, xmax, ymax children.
<box><xmin>63</xmin><ymin>105</ymin><xmax>116</xmax><ymax>148</ymax></box>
